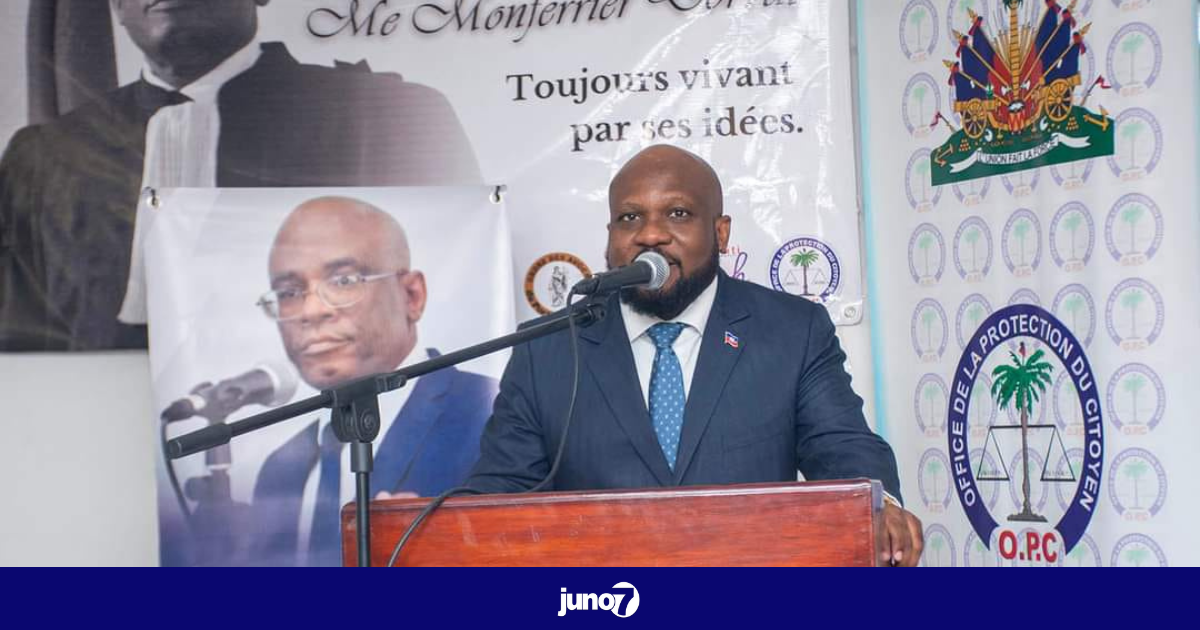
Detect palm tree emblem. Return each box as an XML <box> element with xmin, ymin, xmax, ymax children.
<box><xmin>964</xmin><ymin>226</ymin><xmax>982</xmax><ymax>273</ymax></box>
<box><xmin>1120</xmin><ymin>204</ymin><xmax>1145</xmax><ymax>255</ymax></box>
<box><xmin>1062</xmin><ymin>212</ymin><xmax>1084</xmax><ymax>263</ymax></box>
<box><xmin>1120</xmin><ymin>119</ymin><xmax>1146</xmax><ymax>171</ymax></box>
<box><xmin>920</xmin><ymin>306</ymin><xmax>939</xmax><ymax>356</ymax></box>
<box><xmin>1122</xmin><ymin>373</ymin><xmax>1147</xmax><ymax>427</ymax></box>
<box><xmin>1062</xmin><ymin>293</ymin><xmax>1086</xmax><ymax>337</ymax></box>
<box><xmin>1120</xmin><ymin>288</ymin><xmax>1145</xmax><ymax>339</ymax></box>
<box><xmin>925</xmin><ymin>457</ymin><xmax>944</xmax><ymax>500</ymax></box>
<box><xmin>789</xmin><ymin>248</ymin><xmax>820</xmax><ymax>297</ymax></box>
<box><xmin>1012</xmin><ymin>218</ymin><xmax>1032</xmax><ymax>268</ymax></box>
<box><xmin>1123</xmin><ymin>458</ymin><xmax>1150</xmax><ymax>510</ymax></box>
<box><xmin>914</xmin><ymin>159</ymin><xmax>932</xmax><ymax>206</ymax></box>
<box><xmin>927</xmin><ymin>535</ymin><xmax>946</xmax><ymax>566</ymax></box>
<box><xmin>918</xmin><ymin>232</ymin><xmax>935</xmax><ymax>279</ymax></box>
<box><xmin>1124</xmin><ymin>545</ymin><xmax>1150</xmax><ymax>567</ymax></box>
<box><xmin>1120</xmin><ymin>32</ymin><xmax>1146</xmax><ymax>87</ymax></box>
<box><xmin>991</xmin><ymin>341</ymin><xmax>1054</xmax><ymax>522</ymax></box>
<box><xmin>909</xmin><ymin>5</ymin><xmax>929</xmax><ymax>52</ymax></box>
<box><xmin>912</xmin><ymin>83</ymin><xmax>929</xmax><ymax>129</ymax></box>
<box><xmin>923</xmin><ymin>381</ymin><xmax>942</xmax><ymax>432</ymax></box>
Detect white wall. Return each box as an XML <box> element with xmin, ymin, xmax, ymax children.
<box><xmin>0</xmin><ymin>3</ymin><xmax>158</xmax><ymax>567</ymax></box>
<box><xmin>0</xmin><ymin>354</ymin><xmax>159</xmax><ymax>566</ymax></box>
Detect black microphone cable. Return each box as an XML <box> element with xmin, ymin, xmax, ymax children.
<box><xmin>386</xmin><ymin>290</ymin><xmax>589</xmax><ymax>567</ymax></box>
<box><xmin>161</xmin><ymin>422</ymin><xmax>195</xmax><ymax>530</ymax></box>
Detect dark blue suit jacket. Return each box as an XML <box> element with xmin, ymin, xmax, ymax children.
<box><xmin>243</xmin><ymin>356</ymin><xmax>496</xmax><ymax>566</ymax></box>
<box><xmin>467</xmin><ymin>273</ymin><xmax>901</xmax><ymax>499</ymax></box>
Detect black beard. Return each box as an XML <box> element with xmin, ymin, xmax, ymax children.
<box><xmin>619</xmin><ymin>247</ymin><xmax>719</xmax><ymax>320</ymax></box>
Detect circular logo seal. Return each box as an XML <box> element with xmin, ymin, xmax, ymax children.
<box><xmin>908</xmin><ymin>223</ymin><xmax>945</xmax><ymax>286</ymax></box>
<box><xmin>1053</xmin><ymin>372</ymin><xmax>1092</xmax><ymax>440</ymax></box>
<box><xmin>956</xmin><ymin>293</ymin><xmax>993</xmax><ymax>350</ymax></box>
<box><xmin>945</xmin><ymin>0</ymin><xmax>991</xmax><ymax>46</ymax></box>
<box><xmin>948</xmin><ymin>305</ymin><xmax>1104</xmax><ymax>556</ymax></box>
<box><xmin>1000</xmin><ymin>168</ymin><xmax>1040</xmax><ymax>198</ymax></box>
<box><xmin>968</xmin><ymin>446</ymin><xmax>1001</xmax><ymax>510</ymax></box>
<box><xmin>953</xmin><ymin>217</ymin><xmax>992</xmax><ymax>283</ymax></box>
<box><xmin>1104</xmin><ymin>277</ymin><xmax>1164</xmax><ymax>350</ymax></box>
<box><xmin>770</xmin><ymin>237</ymin><xmax>841</xmax><ymax>302</ymax></box>
<box><xmin>912</xmin><ymin>298</ymin><xmax>949</xmax><ymax>362</ymax></box>
<box><xmin>1108</xmin><ymin>447</ymin><xmax>1167</xmax><ymax>520</ymax></box>
<box><xmin>1105</xmin><ymin>193</ymin><xmax>1163</xmax><ymax>266</ymax></box>
<box><xmin>1008</xmin><ymin>288</ymin><xmax>1042</xmax><ymax>307</ymax></box>
<box><xmin>1049</xmin><ymin>202</ymin><xmax>1095</xmax><ymax>272</ymax></box>
<box><xmin>915</xmin><ymin>374</ymin><xmax>950</xmax><ymax>436</ymax></box>
<box><xmin>1078</xmin><ymin>30</ymin><xmax>1099</xmax><ymax>86</ymax></box>
<box><xmin>1107</xmin><ymin>108</ymin><xmax>1163</xmax><ymax>181</ymax></box>
<box><xmin>1061</xmin><ymin>533</ymin><xmax>1102</xmax><ymax>567</ymax></box>
<box><xmin>1106</xmin><ymin>22</ymin><xmax>1163</xmax><ymax>96</ymax></box>
<box><xmin>1049</xmin><ymin>158</ymin><xmax>1095</xmax><ymax>190</ymax></box>
<box><xmin>900</xmin><ymin>0</ymin><xmax>939</xmax><ymax>62</ymax></box>
<box><xmin>966</xmin><ymin>373</ymin><xmax>996</xmax><ymax>440</ymax></box>
<box><xmin>1110</xmin><ymin>533</ymin><xmax>1167</xmax><ymax>567</ymax></box>
<box><xmin>963</xmin><ymin>529</ymin><xmax>1004</xmax><ymax>567</ymax></box>
<box><xmin>1053</xmin><ymin>447</ymin><xmax>1086</xmax><ymax>511</ymax></box>
<box><xmin>905</xmin><ymin>149</ymin><xmax>941</xmax><ymax>212</ymax></box>
<box><xmin>523</xmin><ymin>252</ymin><xmax>592</xmax><ymax>315</ymax></box>
<box><xmin>1053</xmin><ymin>372</ymin><xmax>1086</xmax><ymax>439</ymax></box>
<box><xmin>1052</xmin><ymin>283</ymin><xmax>1096</xmax><ymax>347</ymax></box>
<box><xmin>902</xmin><ymin>73</ymin><xmax>941</xmax><ymax>138</ymax></box>
<box><xmin>1105</xmin><ymin>362</ymin><xmax>1165</xmax><ymax>435</ymax></box>
<box><xmin>952</xmin><ymin>177</ymin><xmax>991</xmax><ymax>207</ymax></box>
<box><xmin>1001</xmin><ymin>208</ymin><xmax>1042</xmax><ymax>277</ymax></box>
<box><xmin>921</xmin><ymin>524</ymin><xmax>957</xmax><ymax>567</ymax></box>
<box><xmin>918</xmin><ymin>448</ymin><xmax>953</xmax><ymax>513</ymax></box>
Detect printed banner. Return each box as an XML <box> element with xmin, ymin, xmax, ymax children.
<box><xmin>149</xmin><ymin>186</ymin><xmax>513</xmax><ymax>566</ymax></box>
<box><xmin>862</xmin><ymin>0</ymin><xmax>1200</xmax><ymax>566</ymax></box>
<box><xmin>0</xmin><ymin>0</ymin><xmax>865</xmax><ymax>354</ymax></box>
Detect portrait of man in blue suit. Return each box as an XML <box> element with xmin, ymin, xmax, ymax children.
<box><xmin>242</xmin><ymin>195</ymin><xmax>495</xmax><ymax>566</ymax></box>
<box><xmin>467</xmin><ymin>145</ymin><xmax>924</xmax><ymax>565</ymax></box>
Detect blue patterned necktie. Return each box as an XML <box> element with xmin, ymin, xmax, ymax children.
<box><xmin>308</xmin><ymin>422</ymin><xmax>344</xmax><ymax>566</ymax></box>
<box><xmin>646</xmin><ymin>322</ymin><xmax>687</xmax><ymax>470</ymax></box>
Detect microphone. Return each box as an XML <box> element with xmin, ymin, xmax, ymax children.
<box><xmin>162</xmin><ymin>360</ymin><xmax>299</xmax><ymax>423</ymax></box>
<box><xmin>571</xmin><ymin>251</ymin><xmax>669</xmax><ymax>296</ymax></box>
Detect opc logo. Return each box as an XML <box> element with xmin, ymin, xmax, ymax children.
<box><xmin>557</xmin><ymin>582</ymin><xmax>639</xmax><ymax>617</ymax></box>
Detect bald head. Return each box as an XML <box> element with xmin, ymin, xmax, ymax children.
<box><xmin>609</xmin><ymin>145</ymin><xmax>723</xmax><ymax>219</ymax></box>
<box><xmin>271</xmin><ymin>196</ymin><xmax>411</xmax><ymax>275</ymax></box>
<box><xmin>267</xmin><ymin>196</ymin><xmax>426</xmax><ymax>389</ymax></box>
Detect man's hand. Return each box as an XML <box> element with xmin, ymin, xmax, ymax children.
<box><xmin>879</xmin><ymin>503</ymin><xmax>924</xmax><ymax>567</ymax></box>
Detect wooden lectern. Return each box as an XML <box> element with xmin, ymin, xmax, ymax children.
<box><xmin>341</xmin><ymin>479</ymin><xmax>885</xmax><ymax>566</ymax></box>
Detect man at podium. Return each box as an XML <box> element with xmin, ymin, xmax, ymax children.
<box><xmin>467</xmin><ymin>145</ymin><xmax>923</xmax><ymax>566</ymax></box>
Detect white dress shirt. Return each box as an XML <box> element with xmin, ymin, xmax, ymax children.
<box><xmin>118</xmin><ymin>38</ymin><xmax>264</xmax><ymax>324</ymax></box>
<box><xmin>619</xmin><ymin>276</ymin><xmax>718</xmax><ymax>409</ymax></box>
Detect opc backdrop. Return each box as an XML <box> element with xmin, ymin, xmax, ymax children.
<box><xmin>860</xmin><ymin>0</ymin><xmax>1200</xmax><ymax>566</ymax></box>
<box><xmin>0</xmin><ymin>0</ymin><xmax>866</xmax><ymax>352</ymax></box>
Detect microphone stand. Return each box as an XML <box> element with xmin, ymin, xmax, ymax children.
<box><xmin>183</xmin><ymin>418</ymin><xmax>253</xmax><ymax>566</ymax></box>
<box><xmin>167</xmin><ymin>296</ymin><xmax>607</xmax><ymax>566</ymax></box>
<box><xmin>162</xmin><ymin>394</ymin><xmax>251</xmax><ymax>565</ymax></box>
